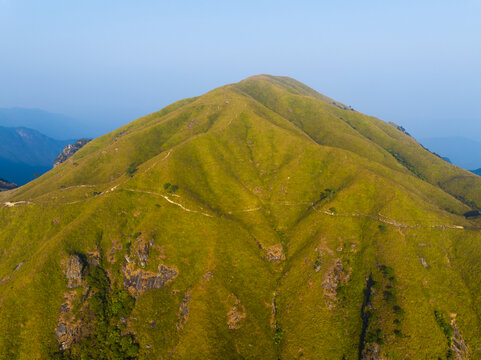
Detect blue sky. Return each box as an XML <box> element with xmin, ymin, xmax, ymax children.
<box><xmin>0</xmin><ymin>0</ymin><xmax>480</xmax><ymax>139</ymax></box>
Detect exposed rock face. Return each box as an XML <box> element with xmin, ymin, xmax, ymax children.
<box><xmin>451</xmin><ymin>319</ymin><xmax>470</xmax><ymax>360</ymax></box>
<box><xmin>227</xmin><ymin>296</ymin><xmax>246</xmax><ymax>330</ymax></box>
<box><xmin>419</xmin><ymin>256</ymin><xmax>428</xmax><ymax>269</ymax></box>
<box><xmin>53</xmin><ymin>138</ymin><xmax>90</xmax><ymax>167</ymax></box>
<box><xmin>56</xmin><ymin>291</ymin><xmax>83</xmax><ymax>350</ymax></box>
<box><xmin>322</xmin><ymin>258</ymin><xmax>351</xmax><ymax>309</ymax></box>
<box><xmin>0</xmin><ymin>178</ymin><xmax>17</xmax><ymax>191</ymax></box>
<box><xmin>62</xmin><ymin>255</ymin><xmax>84</xmax><ymax>288</ymax></box>
<box><xmin>132</xmin><ymin>234</ymin><xmax>151</xmax><ymax>267</ymax></box>
<box><xmin>264</xmin><ymin>244</ymin><xmax>286</xmax><ymax>262</ymax></box>
<box><xmin>362</xmin><ymin>343</ymin><xmax>381</xmax><ymax>360</ymax></box>
<box><xmin>123</xmin><ymin>263</ymin><xmax>178</xmax><ymax>295</ymax></box>
<box><xmin>87</xmin><ymin>250</ymin><xmax>101</xmax><ymax>267</ymax></box>
<box><xmin>177</xmin><ymin>290</ymin><xmax>192</xmax><ymax>330</ymax></box>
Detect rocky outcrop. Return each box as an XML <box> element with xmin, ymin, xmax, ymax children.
<box><xmin>451</xmin><ymin>319</ymin><xmax>470</xmax><ymax>360</ymax></box>
<box><xmin>264</xmin><ymin>244</ymin><xmax>286</xmax><ymax>262</ymax></box>
<box><xmin>132</xmin><ymin>234</ymin><xmax>151</xmax><ymax>267</ymax></box>
<box><xmin>53</xmin><ymin>138</ymin><xmax>90</xmax><ymax>167</ymax></box>
<box><xmin>227</xmin><ymin>295</ymin><xmax>246</xmax><ymax>330</ymax></box>
<box><xmin>62</xmin><ymin>255</ymin><xmax>84</xmax><ymax>288</ymax></box>
<box><xmin>362</xmin><ymin>343</ymin><xmax>381</xmax><ymax>360</ymax></box>
<box><xmin>177</xmin><ymin>290</ymin><xmax>192</xmax><ymax>330</ymax></box>
<box><xmin>322</xmin><ymin>258</ymin><xmax>351</xmax><ymax>309</ymax></box>
<box><xmin>55</xmin><ymin>291</ymin><xmax>84</xmax><ymax>350</ymax></box>
<box><xmin>123</xmin><ymin>263</ymin><xmax>178</xmax><ymax>295</ymax></box>
<box><xmin>0</xmin><ymin>178</ymin><xmax>17</xmax><ymax>191</ymax></box>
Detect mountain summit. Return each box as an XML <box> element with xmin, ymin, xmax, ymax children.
<box><xmin>1</xmin><ymin>75</ymin><xmax>481</xmax><ymax>359</ymax></box>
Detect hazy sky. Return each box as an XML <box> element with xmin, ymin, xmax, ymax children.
<box><xmin>0</xmin><ymin>0</ymin><xmax>480</xmax><ymax>139</ymax></box>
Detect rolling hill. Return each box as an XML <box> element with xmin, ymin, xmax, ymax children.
<box><xmin>1</xmin><ymin>75</ymin><xmax>481</xmax><ymax>359</ymax></box>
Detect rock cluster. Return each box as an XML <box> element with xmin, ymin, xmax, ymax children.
<box><xmin>63</xmin><ymin>255</ymin><xmax>84</xmax><ymax>288</ymax></box>
<box><xmin>227</xmin><ymin>296</ymin><xmax>246</xmax><ymax>330</ymax></box>
<box><xmin>264</xmin><ymin>244</ymin><xmax>286</xmax><ymax>262</ymax></box>
<box><xmin>123</xmin><ymin>263</ymin><xmax>178</xmax><ymax>295</ymax></box>
<box><xmin>451</xmin><ymin>319</ymin><xmax>470</xmax><ymax>359</ymax></box>
<box><xmin>0</xmin><ymin>178</ymin><xmax>17</xmax><ymax>191</ymax></box>
<box><xmin>177</xmin><ymin>290</ymin><xmax>192</xmax><ymax>330</ymax></box>
<box><xmin>322</xmin><ymin>258</ymin><xmax>351</xmax><ymax>309</ymax></box>
<box><xmin>55</xmin><ymin>290</ymin><xmax>84</xmax><ymax>351</ymax></box>
<box><xmin>53</xmin><ymin>138</ymin><xmax>91</xmax><ymax>167</ymax></box>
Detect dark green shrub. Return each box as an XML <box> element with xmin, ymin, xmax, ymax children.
<box><xmin>393</xmin><ymin>305</ymin><xmax>405</xmax><ymax>317</ymax></box>
<box><xmin>319</xmin><ymin>188</ymin><xmax>336</xmax><ymax>201</ymax></box>
<box><xmin>383</xmin><ymin>290</ymin><xmax>397</xmax><ymax>305</ymax></box>
<box><xmin>274</xmin><ymin>326</ymin><xmax>284</xmax><ymax>345</ymax></box>
<box><xmin>379</xmin><ymin>265</ymin><xmax>395</xmax><ymax>279</ymax></box>
<box><xmin>126</xmin><ymin>163</ymin><xmax>137</xmax><ymax>177</ymax></box>
<box><xmin>434</xmin><ymin>310</ymin><xmax>453</xmax><ymax>342</ymax></box>
<box><xmin>366</xmin><ymin>329</ymin><xmax>384</xmax><ymax>345</ymax></box>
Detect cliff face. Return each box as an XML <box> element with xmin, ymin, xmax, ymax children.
<box><xmin>0</xmin><ymin>178</ymin><xmax>17</xmax><ymax>191</ymax></box>
<box><xmin>54</xmin><ymin>139</ymin><xmax>91</xmax><ymax>167</ymax></box>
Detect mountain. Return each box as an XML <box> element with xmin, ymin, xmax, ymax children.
<box><xmin>421</xmin><ymin>136</ymin><xmax>481</xmax><ymax>170</ymax></box>
<box><xmin>471</xmin><ymin>168</ymin><xmax>481</xmax><ymax>176</ymax></box>
<box><xmin>0</xmin><ymin>126</ymin><xmax>72</xmax><ymax>185</ymax></box>
<box><xmin>0</xmin><ymin>108</ymin><xmax>84</xmax><ymax>140</ymax></box>
<box><xmin>0</xmin><ymin>178</ymin><xmax>17</xmax><ymax>191</ymax></box>
<box><xmin>1</xmin><ymin>75</ymin><xmax>481</xmax><ymax>359</ymax></box>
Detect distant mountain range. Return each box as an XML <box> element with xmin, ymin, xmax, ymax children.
<box><xmin>420</xmin><ymin>136</ymin><xmax>481</xmax><ymax>170</ymax></box>
<box><xmin>0</xmin><ymin>107</ymin><xmax>84</xmax><ymax>139</ymax></box>
<box><xmin>472</xmin><ymin>168</ymin><xmax>481</xmax><ymax>176</ymax></box>
<box><xmin>0</xmin><ymin>177</ymin><xmax>17</xmax><ymax>191</ymax></box>
<box><xmin>0</xmin><ymin>126</ymin><xmax>72</xmax><ymax>185</ymax></box>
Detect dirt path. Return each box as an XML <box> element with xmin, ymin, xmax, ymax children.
<box><xmin>313</xmin><ymin>208</ymin><xmax>464</xmax><ymax>230</ymax></box>
<box><xmin>1</xmin><ymin>186</ymin><xmax>466</xmax><ymax>230</ymax></box>
<box><xmin>122</xmin><ymin>188</ymin><xmax>214</xmax><ymax>217</ymax></box>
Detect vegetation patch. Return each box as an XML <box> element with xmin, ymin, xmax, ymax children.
<box><xmin>126</xmin><ymin>163</ymin><xmax>138</xmax><ymax>177</ymax></box>
<box><xmin>387</xmin><ymin>149</ymin><xmax>425</xmax><ymax>180</ymax></box>
<box><xmin>163</xmin><ymin>182</ymin><xmax>179</xmax><ymax>193</ymax></box>
<box><xmin>54</xmin><ymin>261</ymin><xmax>139</xmax><ymax>359</ymax></box>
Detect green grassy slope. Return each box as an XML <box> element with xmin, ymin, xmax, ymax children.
<box><xmin>1</xmin><ymin>75</ymin><xmax>481</xmax><ymax>359</ymax></box>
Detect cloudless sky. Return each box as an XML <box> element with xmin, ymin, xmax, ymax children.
<box><xmin>0</xmin><ymin>0</ymin><xmax>480</xmax><ymax>139</ymax></box>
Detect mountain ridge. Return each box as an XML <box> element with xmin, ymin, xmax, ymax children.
<box><xmin>0</xmin><ymin>125</ymin><xmax>72</xmax><ymax>185</ymax></box>
<box><xmin>1</xmin><ymin>75</ymin><xmax>481</xmax><ymax>359</ymax></box>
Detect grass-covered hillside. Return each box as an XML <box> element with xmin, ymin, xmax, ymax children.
<box><xmin>1</xmin><ymin>75</ymin><xmax>481</xmax><ymax>359</ymax></box>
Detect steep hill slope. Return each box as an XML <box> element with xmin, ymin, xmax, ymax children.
<box><xmin>1</xmin><ymin>75</ymin><xmax>481</xmax><ymax>359</ymax></box>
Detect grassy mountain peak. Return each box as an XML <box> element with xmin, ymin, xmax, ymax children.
<box><xmin>1</xmin><ymin>75</ymin><xmax>481</xmax><ymax>359</ymax></box>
